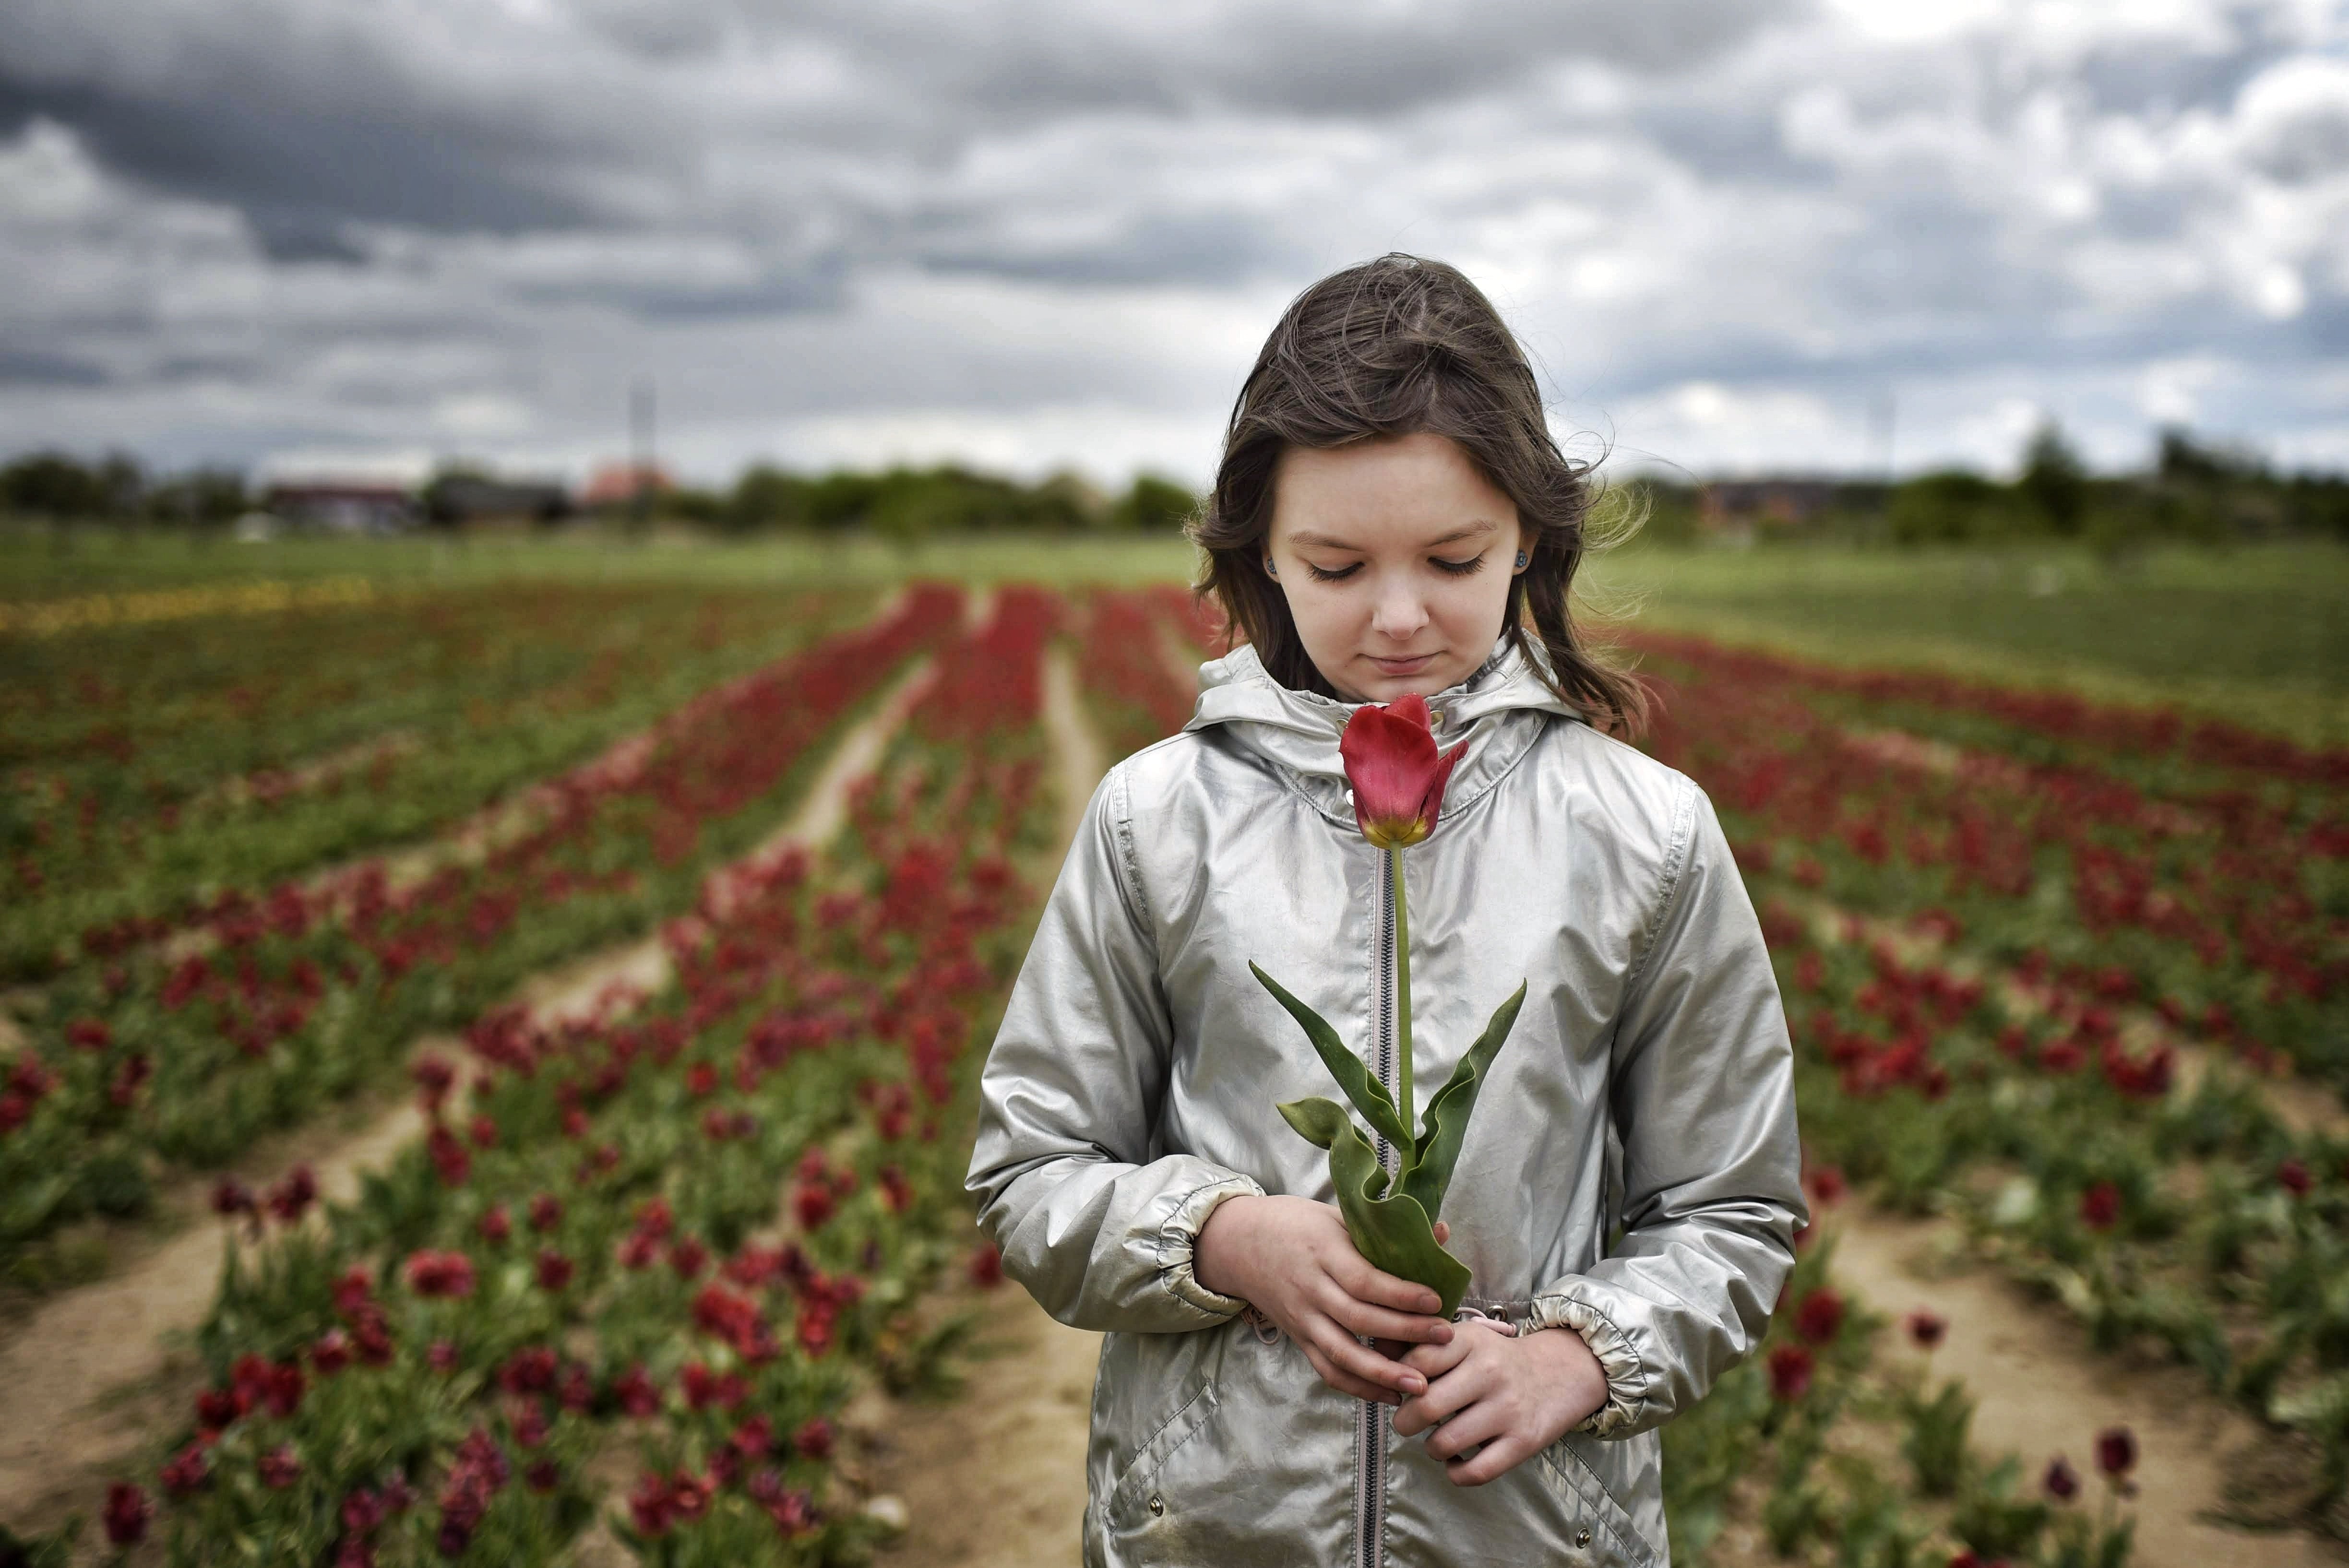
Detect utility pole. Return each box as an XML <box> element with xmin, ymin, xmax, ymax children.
<box><xmin>1869</xmin><ymin>388</ymin><xmax>1897</xmax><ymax>484</ymax></box>
<box><xmin>629</xmin><ymin>374</ymin><xmax>656</xmax><ymax>538</ymax></box>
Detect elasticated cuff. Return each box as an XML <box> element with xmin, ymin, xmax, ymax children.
<box><xmin>1528</xmin><ymin>1293</ymin><xmax>1646</xmax><ymax>1437</ymax></box>
<box><xmin>1155</xmin><ymin>1174</ymin><xmax>1266</xmax><ymax>1318</ymax></box>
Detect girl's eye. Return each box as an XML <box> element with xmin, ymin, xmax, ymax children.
<box><xmin>1431</xmin><ymin>554</ymin><xmax>1486</xmax><ymax>577</ymax></box>
<box><xmin>1304</xmin><ymin>561</ymin><xmax>1361</xmax><ymax>583</ymax></box>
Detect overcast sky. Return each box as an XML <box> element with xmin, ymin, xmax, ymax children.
<box><xmin>3</xmin><ymin>0</ymin><xmax>2346</xmax><ymax>487</ymax></box>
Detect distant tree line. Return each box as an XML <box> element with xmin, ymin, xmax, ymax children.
<box><xmin>1639</xmin><ymin>424</ymin><xmax>2349</xmax><ymax>551</ymax></box>
<box><xmin>0</xmin><ymin>450</ymin><xmax>1201</xmax><ymax>542</ymax></box>
<box><xmin>687</xmin><ymin>466</ymin><xmax>1197</xmax><ymax>541</ymax></box>
<box><xmin>7</xmin><ymin>428</ymin><xmax>2345</xmax><ymax>550</ymax></box>
<box><xmin>0</xmin><ymin>451</ymin><xmax>251</xmax><ymax>528</ymax></box>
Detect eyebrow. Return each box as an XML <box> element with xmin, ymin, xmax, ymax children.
<box><xmin>1287</xmin><ymin>518</ymin><xmax>1502</xmax><ymax>552</ymax></box>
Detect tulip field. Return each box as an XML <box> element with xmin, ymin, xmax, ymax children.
<box><xmin>0</xmin><ymin>546</ymin><xmax>2339</xmax><ymax>1566</ymax></box>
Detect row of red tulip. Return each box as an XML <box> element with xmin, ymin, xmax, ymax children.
<box><xmin>0</xmin><ymin>588</ymin><xmax>960</xmax><ymax>1273</ymax></box>
<box><xmin>62</xmin><ymin>588</ymin><xmax>1063</xmax><ymax>1566</ymax></box>
<box><xmin>3</xmin><ymin>583</ymin><xmax>862</xmax><ymax>982</ymax></box>
<box><xmin>1627</xmin><ymin>636</ymin><xmax>2345</xmax><ymax>1093</ymax></box>
<box><xmin>1620</xmin><ymin>628</ymin><xmax>2349</xmax><ymax>792</ymax></box>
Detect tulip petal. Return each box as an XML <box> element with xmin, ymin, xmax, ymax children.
<box><xmin>1416</xmin><ymin>738</ymin><xmax>1470</xmax><ymax>838</ymax></box>
<box><xmin>1341</xmin><ymin>698</ymin><xmax>1465</xmax><ymax>847</ymax></box>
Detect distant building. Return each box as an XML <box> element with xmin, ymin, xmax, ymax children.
<box><xmin>426</xmin><ymin>476</ymin><xmax>573</xmax><ymax>528</ymax></box>
<box><xmin>581</xmin><ymin>463</ymin><xmax>673</xmax><ymax>510</ymax></box>
<box><xmin>1699</xmin><ymin>477</ymin><xmax>1844</xmax><ymax>540</ymax></box>
<box><xmin>263</xmin><ymin>481</ymin><xmax>418</xmax><ymax>534</ymax></box>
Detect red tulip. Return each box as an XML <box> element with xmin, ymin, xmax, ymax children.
<box><xmin>2095</xmin><ymin>1425</ymin><xmax>2136</xmax><ymax>1478</ymax></box>
<box><xmin>1340</xmin><ymin>695</ymin><xmax>1468</xmax><ymax>850</ymax></box>
<box><xmin>1766</xmin><ymin>1343</ymin><xmax>1814</xmax><ymax>1401</ymax></box>
<box><xmin>2079</xmin><ymin>1181</ymin><xmax>2122</xmax><ymax>1232</ymax></box>
<box><xmin>161</xmin><ymin>1441</ymin><xmax>211</xmax><ymax>1497</ymax></box>
<box><xmin>1793</xmin><ymin>1288</ymin><xmax>1845</xmax><ymax>1345</ymax></box>
<box><xmin>2043</xmin><ymin>1454</ymin><xmax>2080</xmax><ymax>1501</ymax></box>
<box><xmin>1905</xmin><ymin>1309</ymin><xmax>1947</xmax><ymax>1350</ymax></box>
<box><xmin>311</xmin><ymin>1328</ymin><xmax>351</xmax><ymax>1376</ymax></box>
<box><xmin>535</xmin><ymin>1249</ymin><xmax>574</xmax><ymax>1292</ymax></box>
<box><xmin>259</xmin><ymin>1444</ymin><xmax>303</xmax><ymax>1490</ymax></box>
<box><xmin>104</xmin><ymin>1481</ymin><xmax>151</xmax><ymax>1545</ymax></box>
<box><xmin>404</xmin><ymin>1248</ymin><xmax>476</xmax><ymax>1298</ymax></box>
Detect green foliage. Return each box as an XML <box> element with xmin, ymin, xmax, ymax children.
<box><xmin>2019</xmin><ymin>422</ymin><xmax>2091</xmax><ymax>536</ymax></box>
<box><xmin>1107</xmin><ymin>475</ymin><xmax>1196</xmax><ymax>532</ymax></box>
<box><xmin>1889</xmin><ymin>471</ymin><xmax>2023</xmax><ymax>545</ymax></box>
<box><xmin>1901</xmin><ymin>1378</ymin><xmax>1974</xmax><ymax>1497</ymax></box>
<box><xmin>1948</xmin><ymin>1457</ymin><xmax>2051</xmax><ymax>1559</ymax></box>
<box><xmin>1</xmin><ymin>450</ymin><xmax>142</xmax><ymax>519</ymax></box>
<box><xmin>1252</xmin><ymin>962</ymin><xmax>1526</xmax><ymax>1317</ymax></box>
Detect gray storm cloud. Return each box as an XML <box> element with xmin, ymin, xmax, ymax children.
<box><xmin>0</xmin><ymin>0</ymin><xmax>2343</xmax><ymax>483</ymax></box>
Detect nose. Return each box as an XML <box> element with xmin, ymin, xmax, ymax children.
<box><xmin>1370</xmin><ymin>576</ymin><xmax>1429</xmax><ymax>642</ymax></box>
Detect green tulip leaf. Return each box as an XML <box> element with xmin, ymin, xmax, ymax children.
<box><xmin>1276</xmin><ymin>1096</ymin><xmax>1349</xmax><ymax>1149</ymax></box>
<box><xmin>1400</xmin><ymin>981</ymin><xmax>1527</xmax><ymax>1222</ymax></box>
<box><xmin>1251</xmin><ymin>962</ymin><xmax>1409</xmax><ymax>1150</ymax></box>
<box><xmin>1322</xmin><ymin>1112</ymin><xmax>1472</xmax><ymax>1317</ymax></box>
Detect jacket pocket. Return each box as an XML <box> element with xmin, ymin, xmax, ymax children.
<box><xmin>1535</xmin><ymin>1438</ymin><xmax>1660</xmax><ymax>1568</ymax></box>
<box><xmin>1103</xmin><ymin>1380</ymin><xmax>1220</xmax><ymax>1529</ymax></box>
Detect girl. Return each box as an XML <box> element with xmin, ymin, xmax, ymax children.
<box><xmin>967</xmin><ymin>254</ymin><xmax>1805</xmax><ymax>1567</ymax></box>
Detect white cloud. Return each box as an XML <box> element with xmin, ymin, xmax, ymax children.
<box><xmin>0</xmin><ymin>0</ymin><xmax>2345</xmax><ymax>483</ymax></box>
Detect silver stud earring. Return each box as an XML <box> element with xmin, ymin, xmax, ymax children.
<box><xmin>1514</xmin><ymin>550</ymin><xmax>1528</xmax><ymax>570</ymax></box>
<box><xmin>1264</xmin><ymin>558</ymin><xmax>1278</xmax><ymax>577</ymax></box>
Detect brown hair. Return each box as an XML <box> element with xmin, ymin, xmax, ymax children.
<box><xmin>1189</xmin><ymin>252</ymin><xmax>1646</xmax><ymax>737</ymax></box>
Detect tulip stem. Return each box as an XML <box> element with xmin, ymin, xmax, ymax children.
<box><xmin>1390</xmin><ymin>845</ymin><xmax>1414</xmax><ymax>1143</ymax></box>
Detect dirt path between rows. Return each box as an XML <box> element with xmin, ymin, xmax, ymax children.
<box><xmin>0</xmin><ymin>655</ymin><xmax>942</xmax><ymax>1541</ymax></box>
<box><xmin>1824</xmin><ymin>1203</ymin><xmax>2339</xmax><ymax>1568</ymax></box>
<box><xmin>859</xmin><ymin>642</ymin><xmax>1105</xmax><ymax>1568</ymax></box>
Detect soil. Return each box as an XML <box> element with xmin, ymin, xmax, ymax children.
<box><xmin>862</xmin><ymin>1284</ymin><xmax>1099</xmax><ymax>1568</ymax></box>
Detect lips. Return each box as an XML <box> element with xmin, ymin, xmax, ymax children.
<box><xmin>1369</xmin><ymin>653</ymin><xmax>1439</xmax><ymax>674</ymax></box>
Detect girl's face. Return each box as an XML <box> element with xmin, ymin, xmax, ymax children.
<box><xmin>1265</xmin><ymin>431</ymin><xmax>1526</xmax><ymax>703</ymax></box>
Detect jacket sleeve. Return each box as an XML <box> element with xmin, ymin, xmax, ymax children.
<box><xmin>965</xmin><ymin>763</ymin><xmax>1264</xmax><ymax>1333</ymax></box>
<box><xmin>1526</xmin><ymin>779</ymin><xmax>1808</xmax><ymax>1437</ymax></box>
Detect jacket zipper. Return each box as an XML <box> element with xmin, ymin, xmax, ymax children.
<box><xmin>1357</xmin><ymin>863</ymin><xmax>1398</xmax><ymax>1568</ymax></box>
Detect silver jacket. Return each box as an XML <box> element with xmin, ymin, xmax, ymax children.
<box><xmin>967</xmin><ymin>641</ymin><xmax>1806</xmax><ymax>1568</ymax></box>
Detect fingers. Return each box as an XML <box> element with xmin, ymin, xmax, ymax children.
<box><xmin>1303</xmin><ymin>1317</ymin><xmax>1428</xmax><ymax>1399</ymax></box>
<box><xmin>1445</xmin><ymin>1431</ymin><xmax>1537</xmax><ymax>1487</ymax></box>
<box><xmin>1334</xmin><ymin>1257</ymin><xmax>1446</xmax><ymax>1318</ymax></box>
<box><xmin>1304</xmin><ymin>1349</ymin><xmax>1403</xmax><ymax>1404</ymax></box>
<box><xmin>1329</xmin><ymin>1295</ymin><xmax>1453</xmax><ymax>1347</ymax></box>
<box><xmin>1392</xmin><ymin>1353</ymin><xmax>1490</xmax><ymax>1437</ymax></box>
<box><xmin>1432</xmin><ymin>1220</ymin><xmax>1451</xmax><ymax>1245</ymax></box>
<box><xmin>1398</xmin><ymin>1333</ymin><xmax>1474</xmax><ymax>1380</ymax></box>
<box><xmin>1420</xmin><ymin>1395</ymin><xmax>1511</xmax><ymax>1463</ymax></box>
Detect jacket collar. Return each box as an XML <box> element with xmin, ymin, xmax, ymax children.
<box><xmin>1181</xmin><ymin>639</ymin><xmax>1580</xmax><ymax>831</ymax></box>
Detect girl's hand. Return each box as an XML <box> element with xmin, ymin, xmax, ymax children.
<box><xmin>1194</xmin><ymin>1194</ymin><xmax>1454</xmax><ymax>1403</ymax></box>
<box><xmin>1391</xmin><ymin>1323</ymin><xmax>1608</xmax><ymax>1485</ymax></box>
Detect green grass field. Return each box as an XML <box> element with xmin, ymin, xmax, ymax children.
<box><xmin>6</xmin><ymin>526</ymin><xmax>2344</xmax><ymax>744</ymax></box>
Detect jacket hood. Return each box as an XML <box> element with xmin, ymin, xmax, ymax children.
<box><xmin>1181</xmin><ymin>638</ymin><xmax>1580</xmax><ymax>831</ymax></box>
